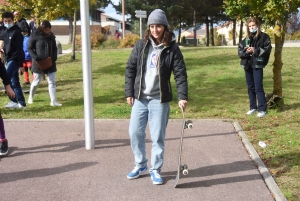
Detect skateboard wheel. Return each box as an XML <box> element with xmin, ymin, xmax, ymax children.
<box><xmin>185</xmin><ymin>120</ymin><xmax>193</xmax><ymax>129</ymax></box>
<box><xmin>182</xmin><ymin>164</ymin><xmax>188</xmax><ymax>175</ymax></box>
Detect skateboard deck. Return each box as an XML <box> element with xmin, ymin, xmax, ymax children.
<box><xmin>174</xmin><ymin>108</ymin><xmax>193</xmax><ymax>188</ymax></box>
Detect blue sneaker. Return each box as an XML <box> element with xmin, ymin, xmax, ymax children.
<box><xmin>127</xmin><ymin>166</ymin><xmax>148</xmax><ymax>179</ymax></box>
<box><xmin>150</xmin><ymin>170</ymin><xmax>163</xmax><ymax>185</ymax></box>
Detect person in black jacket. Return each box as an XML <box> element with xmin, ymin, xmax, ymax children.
<box><xmin>125</xmin><ymin>9</ymin><xmax>188</xmax><ymax>185</ymax></box>
<box><xmin>0</xmin><ymin>22</ymin><xmax>6</xmax><ymax>63</ymax></box>
<box><xmin>238</xmin><ymin>17</ymin><xmax>272</xmax><ymax>118</ymax></box>
<box><xmin>27</xmin><ymin>20</ymin><xmax>61</xmax><ymax>107</ymax></box>
<box><xmin>28</xmin><ymin>16</ymin><xmax>37</xmax><ymax>34</ymax></box>
<box><xmin>1</xmin><ymin>11</ymin><xmax>26</xmax><ymax>109</ymax></box>
<box><xmin>0</xmin><ymin>60</ymin><xmax>16</xmax><ymax>156</ymax></box>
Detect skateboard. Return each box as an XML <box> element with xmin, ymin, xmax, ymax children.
<box><xmin>174</xmin><ymin>107</ymin><xmax>193</xmax><ymax>188</ymax></box>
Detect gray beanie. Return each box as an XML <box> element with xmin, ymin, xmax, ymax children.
<box><xmin>147</xmin><ymin>9</ymin><xmax>168</xmax><ymax>26</ymax></box>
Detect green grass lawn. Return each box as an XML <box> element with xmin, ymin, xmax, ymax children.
<box><xmin>61</xmin><ymin>44</ymin><xmax>72</xmax><ymax>50</ymax></box>
<box><xmin>1</xmin><ymin>46</ymin><xmax>299</xmax><ymax>200</ymax></box>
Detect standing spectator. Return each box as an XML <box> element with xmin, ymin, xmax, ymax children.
<box><xmin>21</xmin><ymin>29</ymin><xmax>32</xmax><ymax>85</ymax></box>
<box><xmin>0</xmin><ymin>56</ymin><xmax>16</xmax><ymax>156</ymax></box>
<box><xmin>13</xmin><ymin>11</ymin><xmax>30</xmax><ymax>36</ymax></box>
<box><xmin>125</xmin><ymin>9</ymin><xmax>188</xmax><ymax>185</ymax></box>
<box><xmin>0</xmin><ymin>21</ymin><xmax>6</xmax><ymax>64</ymax></box>
<box><xmin>27</xmin><ymin>20</ymin><xmax>62</xmax><ymax>107</ymax></box>
<box><xmin>114</xmin><ymin>30</ymin><xmax>120</xmax><ymax>40</ymax></box>
<box><xmin>29</xmin><ymin>16</ymin><xmax>37</xmax><ymax>34</ymax></box>
<box><xmin>1</xmin><ymin>11</ymin><xmax>26</xmax><ymax>109</ymax></box>
<box><xmin>238</xmin><ymin>17</ymin><xmax>272</xmax><ymax>118</ymax></box>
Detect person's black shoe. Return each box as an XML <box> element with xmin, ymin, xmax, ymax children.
<box><xmin>0</xmin><ymin>139</ymin><xmax>8</xmax><ymax>156</ymax></box>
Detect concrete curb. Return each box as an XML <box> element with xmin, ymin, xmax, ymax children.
<box><xmin>233</xmin><ymin>121</ymin><xmax>287</xmax><ymax>201</ymax></box>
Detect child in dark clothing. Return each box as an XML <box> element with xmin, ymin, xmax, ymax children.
<box><xmin>0</xmin><ymin>59</ymin><xmax>15</xmax><ymax>156</ymax></box>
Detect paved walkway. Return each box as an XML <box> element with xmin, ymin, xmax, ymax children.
<box><xmin>0</xmin><ymin>119</ymin><xmax>286</xmax><ymax>201</ymax></box>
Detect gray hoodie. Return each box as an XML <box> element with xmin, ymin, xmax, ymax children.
<box><xmin>140</xmin><ymin>37</ymin><xmax>165</xmax><ymax>99</ymax></box>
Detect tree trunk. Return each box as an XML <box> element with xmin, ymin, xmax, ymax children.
<box><xmin>68</xmin><ymin>18</ymin><xmax>73</xmax><ymax>44</ymax></box>
<box><xmin>233</xmin><ymin>19</ymin><xmax>236</xmax><ymax>45</ymax></box>
<box><xmin>205</xmin><ymin>16</ymin><xmax>209</xmax><ymax>46</ymax></box>
<box><xmin>193</xmin><ymin>9</ymin><xmax>197</xmax><ymax>46</ymax></box>
<box><xmin>178</xmin><ymin>19</ymin><xmax>182</xmax><ymax>45</ymax></box>
<box><xmin>71</xmin><ymin>10</ymin><xmax>77</xmax><ymax>60</ymax></box>
<box><xmin>272</xmin><ymin>24</ymin><xmax>284</xmax><ymax>103</ymax></box>
<box><xmin>169</xmin><ymin>18</ymin><xmax>175</xmax><ymax>32</ymax></box>
<box><xmin>239</xmin><ymin>20</ymin><xmax>243</xmax><ymax>44</ymax></box>
<box><xmin>210</xmin><ymin>17</ymin><xmax>214</xmax><ymax>46</ymax></box>
<box><xmin>267</xmin><ymin>22</ymin><xmax>285</xmax><ymax>109</ymax></box>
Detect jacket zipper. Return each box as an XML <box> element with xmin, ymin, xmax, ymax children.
<box><xmin>158</xmin><ymin>46</ymin><xmax>166</xmax><ymax>103</ymax></box>
<box><xmin>138</xmin><ymin>41</ymin><xmax>148</xmax><ymax>99</ymax></box>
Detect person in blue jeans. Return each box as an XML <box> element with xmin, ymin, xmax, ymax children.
<box><xmin>238</xmin><ymin>17</ymin><xmax>272</xmax><ymax>118</ymax></box>
<box><xmin>125</xmin><ymin>9</ymin><xmax>188</xmax><ymax>185</ymax></box>
<box><xmin>1</xmin><ymin>12</ymin><xmax>26</xmax><ymax>109</ymax></box>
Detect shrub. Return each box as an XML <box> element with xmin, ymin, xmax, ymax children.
<box><xmin>90</xmin><ymin>30</ymin><xmax>106</xmax><ymax>49</ymax></box>
<box><xmin>182</xmin><ymin>36</ymin><xmax>186</xmax><ymax>45</ymax></box>
<box><xmin>119</xmin><ymin>33</ymin><xmax>140</xmax><ymax>48</ymax></box>
<box><xmin>75</xmin><ymin>28</ymin><xmax>107</xmax><ymax>50</ymax></box>
<box><xmin>101</xmin><ymin>36</ymin><xmax>121</xmax><ymax>49</ymax></box>
<box><xmin>215</xmin><ymin>34</ymin><xmax>227</xmax><ymax>46</ymax></box>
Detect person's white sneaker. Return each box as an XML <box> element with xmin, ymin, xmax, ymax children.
<box><xmin>18</xmin><ymin>103</ymin><xmax>26</xmax><ymax>109</ymax></box>
<box><xmin>246</xmin><ymin>109</ymin><xmax>257</xmax><ymax>115</ymax></box>
<box><xmin>257</xmin><ymin>111</ymin><xmax>267</xmax><ymax>118</ymax></box>
<box><xmin>28</xmin><ymin>96</ymin><xmax>33</xmax><ymax>104</ymax></box>
<box><xmin>4</xmin><ymin>101</ymin><xmax>19</xmax><ymax>109</ymax></box>
<box><xmin>50</xmin><ymin>100</ymin><xmax>62</xmax><ymax>107</ymax></box>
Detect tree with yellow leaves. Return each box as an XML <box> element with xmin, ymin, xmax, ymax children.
<box><xmin>1</xmin><ymin>0</ymin><xmax>110</xmax><ymax>59</ymax></box>
<box><xmin>224</xmin><ymin>0</ymin><xmax>300</xmax><ymax>108</ymax></box>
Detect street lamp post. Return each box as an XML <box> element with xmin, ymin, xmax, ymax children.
<box><xmin>79</xmin><ymin>0</ymin><xmax>95</xmax><ymax>150</ymax></box>
<box><xmin>122</xmin><ymin>0</ymin><xmax>125</xmax><ymax>38</ymax></box>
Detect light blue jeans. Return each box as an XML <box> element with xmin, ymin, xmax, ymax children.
<box><xmin>129</xmin><ymin>98</ymin><xmax>170</xmax><ymax>171</ymax></box>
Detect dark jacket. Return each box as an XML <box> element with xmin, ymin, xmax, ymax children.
<box><xmin>17</xmin><ymin>18</ymin><xmax>30</xmax><ymax>36</ymax></box>
<box><xmin>27</xmin><ymin>29</ymin><xmax>58</xmax><ymax>74</ymax></box>
<box><xmin>0</xmin><ymin>25</ymin><xmax>6</xmax><ymax>40</ymax></box>
<box><xmin>0</xmin><ymin>61</ymin><xmax>10</xmax><ymax>85</ymax></box>
<box><xmin>125</xmin><ymin>38</ymin><xmax>188</xmax><ymax>103</ymax></box>
<box><xmin>238</xmin><ymin>32</ymin><xmax>272</xmax><ymax>68</ymax></box>
<box><xmin>29</xmin><ymin>20</ymin><xmax>37</xmax><ymax>34</ymax></box>
<box><xmin>3</xmin><ymin>25</ymin><xmax>24</xmax><ymax>67</ymax></box>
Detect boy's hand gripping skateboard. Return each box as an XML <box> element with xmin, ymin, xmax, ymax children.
<box><xmin>174</xmin><ymin>107</ymin><xmax>193</xmax><ymax>188</ymax></box>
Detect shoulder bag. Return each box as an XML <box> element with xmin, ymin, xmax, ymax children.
<box><xmin>36</xmin><ymin>41</ymin><xmax>52</xmax><ymax>70</ymax></box>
